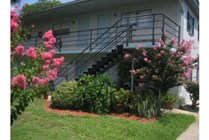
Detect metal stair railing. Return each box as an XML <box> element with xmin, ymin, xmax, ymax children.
<box><xmin>54</xmin><ymin>23</ymin><xmax>132</xmax><ymax>85</ymax></box>
<box><xmin>51</xmin><ymin>14</ymin><xmax>181</xmax><ymax>85</ymax></box>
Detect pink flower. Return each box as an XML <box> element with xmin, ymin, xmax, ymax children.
<box><xmin>49</xmin><ymin>50</ymin><xmax>56</xmax><ymax>57</ymax></box>
<box><xmin>129</xmin><ymin>69</ymin><xmax>137</xmax><ymax>75</ymax></box>
<box><xmin>124</xmin><ymin>53</ymin><xmax>131</xmax><ymax>59</ymax></box>
<box><xmin>32</xmin><ymin>77</ymin><xmax>40</xmax><ymax>86</ymax></box>
<box><xmin>153</xmin><ymin>44</ymin><xmax>159</xmax><ymax>50</ymax></box>
<box><xmin>40</xmin><ymin>78</ymin><xmax>50</xmax><ymax>86</ymax></box>
<box><xmin>160</xmin><ymin>40</ymin><xmax>165</xmax><ymax>47</ymax></box>
<box><xmin>43</xmin><ymin>41</ymin><xmax>53</xmax><ymax>49</ymax></box>
<box><xmin>11</xmin><ymin>74</ymin><xmax>27</xmax><ymax>89</ymax></box>
<box><xmin>25</xmin><ymin>47</ymin><xmax>37</xmax><ymax>59</ymax></box>
<box><xmin>46</xmin><ymin>69</ymin><xmax>57</xmax><ymax>80</ymax></box>
<box><xmin>144</xmin><ymin>58</ymin><xmax>148</xmax><ymax>62</ymax></box>
<box><xmin>11</xmin><ymin>19</ymin><xmax>19</xmax><ymax>33</ymax></box>
<box><xmin>11</xmin><ymin>10</ymin><xmax>19</xmax><ymax>33</ymax></box>
<box><xmin>140</xmin><ymin>75</ymin><xmax>145</xmax><ymax>79</ymax></box>
<box><xmin>157</xmin><ymin>53</ymin><xmax>161</xmax><ymax>57</ymax></box>
<box><xmin>136</xmin><ymin>44</ymin><xmax>142</xmax><ymax>50</ymax></box>
<box><xmin>49</xmin><ymin>37</ymin><xmax>56</xmax><ymax>44</ymax></box>
<box><xmin>184</xmin><ymin>72</ymin><xmax>190</xmax><ymax>79</ymax></box>
<box><xmin>14</xmin><ymin>45</ymin><xmax>24</xmax><ymax>55</ymax></box>
<box><xmin>41</xmin><ymin>52</ymin><xmax>53</xmax><ymax>62</ymax></box>
<box><xmin>46</xmin><ymin>59</ymin><xmax>51</xmax><ymax>64</ymax></box>
<box><xmin>52</xmin><ymin>57</ymin><xmax>65</xmax><ymax>68</ymax></box>
<box><xmin>160</xmin><ymin>50</ymin><xmax>165</xmax><ymax>54</ymax></box>
<box><xmin>170</xmin><ymin>38</ymin><xmax>176</xmax><ymax>45</ymax></box>
<box><xmin>181</xmin><ymin>56</ymin><xmax>193</xmax><ymax>65</ymax></box>
<box><xmin>31</xmin><ymin>24</ymin><xmax>35</xmax><ymax>28</ymax></box>
<box><xmin>42</xmin><ymin>64</ymin><xmax>49</xmax><ymax>70</ymax></box>
<box><xmin>142</xmin><ymin>51</ymin><xmax>146</xmax><ymax>56</ymax></box>
<box><xmin>42</xmin><ymin>30</ymin><xmax>53</xmax><ymax>41</ymax></box>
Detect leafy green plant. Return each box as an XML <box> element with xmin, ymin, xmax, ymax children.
<box><xmin>51</xmin><ymin>82</ymin><xmax>80</xmax><ymax>109</ymax></box>
<box><xmin>112</xmin><ymin>88</ymin><xmax>131</xmax><ymax>112</ymax></box>
<box><xmin>185</xmin><ymin>82</ymin><xmax>199</xmax><ymax>108</ymax></box>
<box><xmin>161</xmin><ymin>93</ymin><xmax>177</xmax><ymax>103</ymax></box>
<box><xmin>134</xmin><ymin>92</ymin><xmax>159</xmax><ymax>118</ymax></box>
<box><xmin>21</xmin><ymin>0</ymin><xmax>62</xmax><ymax>15</ymax></box>
<box><xmin>11</xmin><ymin>8</ymin><xmax>65</xmax><ymax>125</ymax></box>
<box><xmin>77</xmin><ymin>74</ymin><xmax>116</xmax><ymax>115</ymax></box>
<box><xmin>125</xmin><ymin>34</ymin><xmax>196</xmax><ymax>96</ymax></box>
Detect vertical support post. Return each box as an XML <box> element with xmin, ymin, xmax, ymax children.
<box><xmin>35</xmin><ymin>37</ymin><xmax>37</xmax><ymax>47</ymax></box>
<box><xmin>178</xmin><ymin>26</ymin><xmax>181</xmax><ymax>44</ymax></box>
<box><xmin>130</xmin><ymin>24</ymin><xmax>133</xmax><ymax>42</ymax></box>
<box><xmin>158</xmin><ymin>88</ymin><xmax>162</xmax><ymax>117</ymax></box>
<box><xmin>90</xmin><ymin>29</ymin><xmax>92</xmax><ymax>51</ymax></box>
<box><xmin>131</xmin><ymin>60</ymin><xmax>134</xmax><ymax>91</ymax></box>
<box><xmin>152</xmin><ymin>15</ymin><xmax>155</xmax><ymax>45</ymax></box>
<box><xmin>115</xmin><ymin>25</ymin><xmax>118</xmax><ymax>47</ymax></box>
<box><xmin>59</xmin><ymin>34</ymin><xmax>62</xmax><ymax>52</ymax></box>
<box><xmin>162</xmin><ymin>15</ymin><xmax>165</xmax><ymax>42</ymax></box>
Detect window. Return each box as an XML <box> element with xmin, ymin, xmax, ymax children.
<box><xmin>121</xmin><ymin>12</ymin><xmax>137</xmax><ymax>26</ymax></box>
<box><xmin>121</xmin><ymin>10</ymin><xmax>152</xmax><ymax>28</ymax></box>
<box><xmin>187</xmin><ymin>11</ymin><xmax>194</xmax><ymax>36</ymax></box>
<box><xmin>137</xmin><ymin>10</ymin><xmax>152</xmax><ymax>28</ymax></box>
<box><xmin>190</xmin><ymin>71</ymin><xmax>193</xmax><ymax>81</ymax></box>
<box><xmin>198</xmin><ymin>24</ymin><xmax>199</xmax><ymax>41</ymax></box>
<box><xmin>53</xmin><ymin>23</ymin><xmax>70</xmax><ymax>36</ymax></box>
<box><xmin>196</xmin><ymin>66</ymin><xmax>199</xmax><ymax>82</ymax></box>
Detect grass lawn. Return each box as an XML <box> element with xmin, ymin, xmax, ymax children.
<box><xmin>11</xmin><ymin>98</ymin><xmax>195</xmax><ymax>140</ymax></box>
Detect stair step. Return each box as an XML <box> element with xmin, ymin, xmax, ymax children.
<box><xmin>75</xmin><ymin>78</ymin><xmax>79</xmax><ymax>81</ymax></box>
<box><xmin>83</xmin><ymin>71</ymin><xmax>89</xmax><ymax>74</ymax></box>
<box><xmin>111</xmin><ymin>49</ymin><xmax>116</xmax><ymax>53</ymax></box>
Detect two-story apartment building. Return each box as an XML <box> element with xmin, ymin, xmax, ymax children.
<box><xmin>22</xmin><ymin>0</ymin><xmax>199</xmax><ymax>106</ymax></box>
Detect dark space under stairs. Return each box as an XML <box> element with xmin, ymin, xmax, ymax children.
<box><xmin>75</xmin><ymin>44</ymin><xmax>124</xmax><ymax>81</ymax></box>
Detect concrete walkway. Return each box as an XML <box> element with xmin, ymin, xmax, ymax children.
<box><xmin>162</xmin><ymin>109</ymin><xmax>199</xmax><ymax>140</ymax></box>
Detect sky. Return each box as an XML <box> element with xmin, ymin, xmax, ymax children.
<box><xmin>21</xmin><ymin>0</ymin><xmax>74</xmax><ymax>5</ymax></box>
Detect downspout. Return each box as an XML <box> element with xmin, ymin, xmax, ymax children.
<box><xmin>178</xmin><ymin>0</ymin><xmax>184</xmax><ymax>41</ymax></box>
<box><xmin>177</xmin><ymin>0</ymin><xmax>184</xmax><ymax>98</ymax></box>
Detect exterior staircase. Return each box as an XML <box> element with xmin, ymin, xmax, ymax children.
<box><xmin>23</xmin><ymin>14</ymin><xmax>181</xmax><ymax>86</ymax></box>
<box><xmin>76</xmin><ymin>45</ymin><xmax>124</xmax><ymax>80</ymax></box>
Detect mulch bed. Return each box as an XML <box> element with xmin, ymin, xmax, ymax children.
<box><xmin>44</xmin><ymin>100</ymin><xmax>157</xmax><ymax>123</ymax></box>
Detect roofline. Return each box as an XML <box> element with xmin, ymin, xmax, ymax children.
<box><xmin>185</xmin><ymin>0</ymin><xmax>199</xmax><ymax>18</ymax></box>
<box><xmin>23</xmin><ymin>0</ymin><xmax>90</xmax><ymax>17</ymax></box>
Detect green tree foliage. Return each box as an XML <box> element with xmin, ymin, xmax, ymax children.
<box><xmin>21</xmin><ymin>0</ymin><xmax>62</xmax><ymax>15</ymax></box>
<box><xmin>11</xmin><ymin>0</ymin><xmax>21</xmax><ymax>4</ymax></box>
<box><xmin>185</xmin><ymin>82</ymin><xmax>199</xmax><ymax>108</ymax></box>
<box><xmin>125</xmin><ymin>35</ymin><xmax>195</xmax><ymax>96</ymax></box>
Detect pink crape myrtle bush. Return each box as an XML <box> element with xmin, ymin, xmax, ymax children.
<box><xmin>11</xmin><ymin>7</ymin><xmax>65</xmax><ymax>125</ymax></box>
<box><xmin>124</xmin><ymin>35</ymin><xmax>196</xmax><ymax>96</ymax></box>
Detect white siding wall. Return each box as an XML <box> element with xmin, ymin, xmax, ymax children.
<box><xmin>28</xmin><ymin>0</ymin><xmax>179</xmax><ymax>51</ymax></box>
<box><xmin>181</xmin><ymin>0</ymin><xmax>199</xmax><ymax>58</ymax></box>
<box><xmin>175</xmin><ymin>0</ymin><xmax>199</xmax><ymax>105</ymax></box>
<box><xmin>28</xmin><ymin>0</ymin><xmax>201</xmax><ymax>90</ymax></box>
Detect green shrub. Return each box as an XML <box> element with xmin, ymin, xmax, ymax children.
<box><xmin>112</xmin><ymin>88</ymin><xmax>131</xmax><ymax>112</ymax></box>
<box><xmin>185</xmin><ymin>82</ymin><xmax>199</xmax><ymax>107</ymax></box>
<box><xmin>77</xmin><ymin>74</ymin><xmax>116</xmax><ymax>115</ymax></box>
<box><xmin>161</xmin><ymin>92</ymin><xmax>177</xmax><ymax>103</ymax></box>
<box><xmin>51</xmin><ymin>82</ymin><xmax>80</xmax><ymax>109</ymax></box>
<box><xmin>134</xmin><ymin>92</ymin><xmax>159</xmax><ymax>118</ymax></box>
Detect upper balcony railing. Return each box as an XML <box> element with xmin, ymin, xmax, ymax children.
<box><xmin>23</xmin><ymin>14</ymin><xmax>181</xmax><ymax>52</ymax></box>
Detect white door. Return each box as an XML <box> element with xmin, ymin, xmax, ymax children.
<box><xmin>77</xmin><ymin>17</ymin><xmax>89</xmax><ymax>48</ymax></box>
<box><xmin>97</xmin><ymin>15</ymin><xmax>111</xmax><ymax>46</ymax></box>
